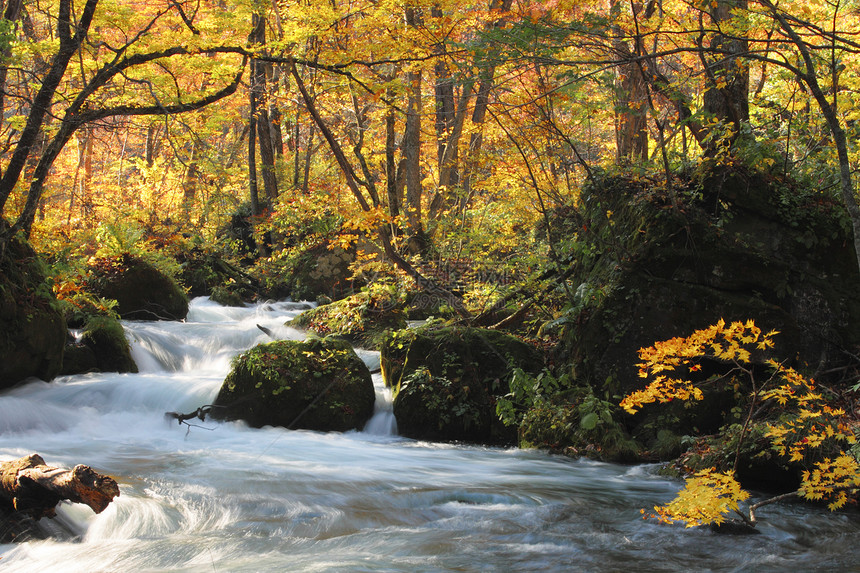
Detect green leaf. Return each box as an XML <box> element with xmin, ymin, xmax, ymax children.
<box><xmin>580</xmin><ymin>412</ymin><xmax>599</xmax><ymax>430</ymax></box>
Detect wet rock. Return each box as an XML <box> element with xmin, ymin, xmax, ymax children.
<box><xmin>285</xmin><ymin>243</ymin><xmax>355</xmax><ymax>302</ymax></box>
<box><xmin>213</xmin><ymin>336</ymin><xmax>375</xmax><ymax>432</ymax></box>
<box><xmin>62</xmin><ymin>316</ymin><xmax>137</xmax><ymax>375</ymax></box>
<box><xmin>381</xmin><ymin>325</ymin><xmax>543</xmax><ymax>444</ymax></box>
<box><xmin>555</xmin><ymin>168</ymin><xmax>860</xmax><ymax>446</ymax></box>
<box><xmin>0</xmin><ymin>235</ymin><xmax>66</xmax><ymax>388</ymax></box>
<box><xmin>87</xmin><ymin>254</ymin><xmax>189</xmax><ymax>321</ymax></box>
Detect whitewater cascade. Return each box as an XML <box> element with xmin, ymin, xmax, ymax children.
<box><xmin>0</xmin><ymin>298</ymin><xmax>856</xmax><ymax>571</ymax></box>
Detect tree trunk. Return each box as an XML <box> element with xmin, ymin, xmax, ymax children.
<box><xmin>1</xmin><ymin>453</ymin><xmax>119</xmax><ymax>540</ymax></box>
<box><xmin>385</xmin><ymin>100</ymin><xmax>400</xmax><ymax>219</ymax></box>
<box><xmin>404</xmin><ymin>10</ymin><xmax>425</xmax><ymax>244</ymax></box>
<box><xmin>182</xmin><ymin>139</ymin><xmax>200</xmax><ymax>221</ymax></box>
<box><xmin>701</xmin><ymin>0</ymin><xmax>749</xmax><ymax>135</ymax></box>
<box><xmin>250</xmin><ymin>15</ymin><xmax>278</xmax><ymax>203</ymax></box>
<box><xmin>249</xmin><ymin>96</ymin><xmax>261</xmax><ymax>217</ymax></box>
<box><xmin>0</xmin><ymin>0</ymin><xmax>23</xmax><ymax>142</ymax></box>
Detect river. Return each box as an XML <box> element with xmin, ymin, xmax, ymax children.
<box><xmin>1</xmin><ymin>298</ymin><xmax>857</xmax><ymax>571</ymax></box>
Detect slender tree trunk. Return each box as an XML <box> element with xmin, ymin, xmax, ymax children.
<box><xmin>145</xmin><ymin>123</ymin><xmax>161</xmax><ymax>169</ymax></box>
<box><xmin>385</xmin><ymin>100</ymin><xmax>400</xmax><ymax>219</ymax></box>
<box><xmin>701</xmin><ymin>0</ymin><xmax>749</xmax><ymax>135</ymax></box>
<box><xmin>404</xmin><ymin>7</ymin><xmax>426</xmax><ymax>244</ymax></box>
<box><xmin>0</xmin><ymin>0</ymin><xmax>23</xmax><ymax>150</ymax></box>
<box><xmin>250</xmin><ymin>14</ymin><xmax>278</xmax><ymax>203</ymax></box>
<box><xmin>249</xmin><ymin>94</ymin><xmax>260</xmax><ymax>217</ymax></box>
<box><xmin>0</xmin><ymin>0</ymin><xmax>99</xmax><ymax>216</ymax></box>
<box><xmin>82</xmin><ymin>127</ymin><xmax>93</xmax><ymax>222</ymax></box>
<box><xmin>268</xmin><ymin>63</ymin><xmax>284</xmax><ymax>157</ymax></box>
<box><xmin>182</xmin><ymin>140</ymin><xmax>200</xmax><ymax>221</ymax></box>
<box><xmin>301</xmin><ymin>123</ymin><xmax>314</xmax><ymax>194</ymax></box>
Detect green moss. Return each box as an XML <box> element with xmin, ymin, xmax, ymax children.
<box><xmin>0</xmin><ymin>235</ymin><xmax>66</xmax><ymax>388</ymax></box>
<box><xmin>393</xmin><ymin>367</ymin><xmax>494</xmax><ymax>442</ymax></box>
<box><xmin>382</xmin><ymin>324</ymin><xmax>543</xmax><ymax>444</ymax></box>
<box><xmin>381</xmin><ymin>325</ymin><xmax>543</xmax><ymax>391</ymax></box>
<box><xmin>516</xmin><ymin>386</ymin><xmax>641</xmax><ymax>462</ymax></box>
<box><xmin>289</xmin><ymin>284</ymin><xmax>407</xmax><ymax>347</ymax></box>
<box><xmin>87</xmin><ymin>254</ymin><xmax>189</xmax><ymax>320</ymax></box>
<box><xmin>80</xmin><ymin>315</ymin><xmax>138</xmax><ymax>373</ymax></box>
<box><xmin>214</xmin><ymin>336</ymin><xmax>375</xmax><ymax>432</ymax></box>
<box><xmin>210</xmin><ymin>286</ymin><xmax>245</xmax><ymax>307</ymax></box>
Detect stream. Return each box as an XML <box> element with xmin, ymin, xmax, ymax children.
<box><xmin>1</xmin><ymin>297</ymin><xmax>857</xmax><ymax>571</ymax></box>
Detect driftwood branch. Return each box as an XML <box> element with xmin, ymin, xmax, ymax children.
<box><xmin>165</xmin><ymin>404</ymin><xmax>223</xmax><ymax>425</ymax></box>
<box><xmin>0</xmin><ymin>454</ymin><xmax>119</xmax><ymax>522</ymax></box>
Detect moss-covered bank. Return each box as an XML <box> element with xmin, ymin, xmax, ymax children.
<box><xmin>0</xmin><ymin>235</ymin><xmax>66</xmax><ymax>388</ymax></box>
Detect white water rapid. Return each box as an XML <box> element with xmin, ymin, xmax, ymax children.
<box><xmin>0</xmin><ymin>298</ymin><xmax>857</xmax><ymax>571</ymax></box>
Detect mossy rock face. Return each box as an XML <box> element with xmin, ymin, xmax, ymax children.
<box><xmin>286</xmin><ymin>243</ymin><xmax>355</xmax><ymax>302</ymax></box>
<box><xmin>60</xmin><ymin>342</ymin><xmax>98</xmax><ymax>375</ymax></box>
<box><xmin>210</xmin><ymin>286</ymin><xmax>246</xmax><ymax>307</ymax></box>
<box><xmin>559</xmin><ymin>168</ymin><xmax>860</xmax><ymax>400</ymax></box>
<box><xmin>214</xmin><ymin>337</ymin><xmax>375</xmax><ymax>432</ymax></box>
<box><xmin>550</xmin><ymin>168</ymin><xmax>860</xmax><ymax>454</ymax></box>
<box><xmin>177</xmin><ymin>247</ymin><xmax>260</xmax><ymax>301</ymax></box>
<box><xmin>289</xmin><ymin>287</ymin><xmax>407</xmax><ymax>347</ymax></box>
<box><xmin>62</xmin><ymin>316</ymin><xmax>137</xmax><ymax>375</ymax></box>
<box><xmin>381</xmin><ymin>325</ymin><xmax>543</xmax><ymax>444</ymax></box>
<box><xmin>87</xmin><ymin>254</ymin><xmax>189</xmax><ymax>321</ymax></box>
<box><xmin>0</xmin><ymin>235</ymin><xmax>66</xmax><ymax>388</ymax></box>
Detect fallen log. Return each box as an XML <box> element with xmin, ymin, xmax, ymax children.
<box><xmin>1</xmin><ymin>454</ymin><xmax>119</xmax><ymax>523</ymax></box>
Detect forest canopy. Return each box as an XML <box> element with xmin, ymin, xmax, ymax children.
<box><xmin>0</xmin><ymin>0</ymin><xmax>856</xmax><ymax>274</ymax></box>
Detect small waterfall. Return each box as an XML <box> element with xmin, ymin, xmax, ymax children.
<box><xmin>3</xmin><ymin>297</ymin><xmax>858</xmax><ymax>572</ymax></box>
<box><xmin>354</xmin><ymin>348</ymin><xmax>398</xmax><ymax>436</ymax></box>
<box><xmin>364</xmin><ymin>372</ymin><xmax>398</xmax><ymax>435</ymax></box>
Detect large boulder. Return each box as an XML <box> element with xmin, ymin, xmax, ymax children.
<box><xmin>61</xmin><ymin>315</ymin><xmax>137</xmax><ymax>375</ymax></box>
<box><xmin>177</xmin><ymin>246</ymin><xmax>261</xmax><ymax>302</ymax></box>
<box><xmin>87</xmin><ymin>254</ymin><xmax>189</xmax><ymax>320</ymax></box>
<box><xmin>284</xmin><ymin>243</ymin><xmax>355</xmax><ymax>302</ymax></box>
<box><xmin>555</xmin><ymin>167</ymin><xmax>860</xmax><ymax>444</ymax></box>
<box><xmin>381</xmin><ymin>325</ymin><xmax>543</xmax><ymax>444</ymax></box>
<box><xmin>213</xmin><ymin>337</ymin><xmax>375</xmax><ymax>432</ymax></box>
<box><xmin>0</xmin><ymin>235</ymin><xmax>66</xmax><ymax>388</ymax></box>
<box><xmin>289</xmin><ymin>286</ymin><xmax>407</xmax><ymax>347</ymax></box>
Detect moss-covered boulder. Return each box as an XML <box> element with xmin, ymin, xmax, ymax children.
<box><xmin>559</xmin><ymin>169</ymin><xmax>860</xmax><ymax>390</ymax></box>
<box><xmin>289</xmin><ymin>286</ymin><xmax>407</xmax><ymax>347</ymax></box>
<box><xmin>0</xmin><ymin>235</ymin><xmax>66</xmax><ymax>388</ymax></box>
<box><xmin>381</xmin><ymin>325</ymin><xmax>543</xmax><ymax>444</ymax></box>
<box><xmin>62</xmin><ymin>316</ymin><xmax>137</xmax><ymax>375</ymax></box>
<box><xmin>87</xmin><ymin>254</ymin><xmax>189</xmax><ymax>320</ymax></box>
<box><xmin>552</xmin><ymin>167</ymin><xmax>860</xmax><ymax>452</ymax></box>
<box><xmin>177</xmin><ymin>247</ymin><xmax>260</xmax><ymax>301</ymax></box>
<box><xmin>213</xmin><ymin>336</ymin><xmax>375</xmax><ymax>431</ymax></box>
<box><xmin>209</xmin><ymin>285</ymin><xmax>246</xmax><ymax>307</ymax></box>
<box><xmin>285</xmin><ymin>243</ymin><xmax>355</xmax><ymax>302</ymax></box>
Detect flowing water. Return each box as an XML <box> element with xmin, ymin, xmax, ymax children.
<box><xmin>0</xmin><ymin>298</ymin><xmax>857</xmax><ymax>572</ymax></box>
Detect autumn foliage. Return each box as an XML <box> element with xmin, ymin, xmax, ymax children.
<box><xmin>622</xmin><ymin>320</ymin><xmax>859</xmax><ymax>527</ymax></box>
